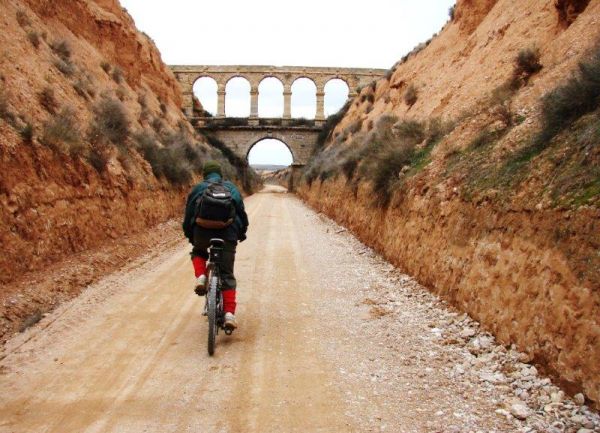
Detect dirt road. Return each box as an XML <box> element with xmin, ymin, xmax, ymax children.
<box><xmin>1</xmin><ymin>187</ymin><xmax>597</xmax><ymax>433</ymax></box>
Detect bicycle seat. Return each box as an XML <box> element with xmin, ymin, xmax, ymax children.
<box><xmin>209</xmin><ymin>238</ymin><xmax>225</xmax><ymax>248</ymax></box>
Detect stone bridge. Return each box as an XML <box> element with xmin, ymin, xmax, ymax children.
<box><xmin>170</xmin><ymin>65</ymin><xmax>387</xmax><ymax>165</ymax></box>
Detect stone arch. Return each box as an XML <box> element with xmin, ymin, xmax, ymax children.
<box><xmin>225</xmin><ymin>76</ymin><xmax>251</xmax><ymax>117</ymax></box>
<box><xmin>192</xmin><ymin>76</ymin><xmax>218</xmax><ymax>116</ymax></box>
<box><xmin>246</xmin><ymin>137</ymin><xmax>295</xmax><ymax>166</ymax></box>
<box><xmin>291</xmin><ymin>77</ymin><xmax>317</xmax><ymax>119</ymax></box>
<box><xmin>324</xmin><ymin>78</ymin><xmax>350</xmax><ymax>116</ymax></box>
<box><xmin>258</xmin><ymin>76</ymin><xmax>284</xmax><ymax>118</ymax></box>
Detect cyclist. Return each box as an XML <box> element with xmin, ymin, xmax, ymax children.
<box><xmin>182</xmin><ymin>161</ymin><xmax>249</xmax><ymax>330</ymax></box>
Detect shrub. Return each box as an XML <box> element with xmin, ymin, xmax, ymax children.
<box><xmin>0</xmin><ymin>87</ymin><xmax>15</xmax><ymax>124</ymax></box>
<box><xmin>537</xmin><ymin>44</ymin><xmax>600</xmax><ymax>146</ymax></box>
<box><xmin>515</xmin><ymin>47</ymin><xmax>543</xmax><ymax>80</ymax></box>
<box><xmin>20</xmin><ymin>123</ymin><xmax>33</xmax><ymax>143</ymax></box>
<box><xmin>366</xmin><ymin>93</ymin><xmax>375</xmax><ymax>104</ymax></box>
<box><xmin>16</xmin><ymin>10</ymin><xmax>31</xmax><ymax>27</ymax></box>
<box><xmin>111</xmin><ymin>67</ymin><xmax>123</xmax><ymax>84</ymax></box>
<box><xmin>371</xmin><ymin>144</ymin><xmax>416</xmax><ymax>207</ymax></box>
<box><xmin>40</xmin><ymin>107</ymin><xmax>82</xmax><ymax>154</ymax></box>
<box><xmin>91</xmin><ymin>97</ymin><xmax>129</xmax><ymax>145</ymax></box>
<box><xmin>449</xmin><ymin>5</ymin><xmax>456</xmax><ymax>21</ymax></box>
<box><xmin>151</xmin><ymin>117</ymin><xmax>165</xmax><ymax>134</ymax></box>
<box><xmin>73</xmin><ymin>77</ymin><xmax>92</xmax><ymax>100</ymax></box>
<box><xmin>404</xmin><ymin>84</ymin><xmax>418</xmax><ymax>107</ymax></box>
<box><xmin>39</xmin><ymin>87</ymin><xmax>58</xmax><ymax>114</ymax></box>
<box><xmin>314</xmin><ymin>100</ymin><xmax>351</xmax><ymax>154</ymax></box>
<box><xmin>341</xmin><ymin>155</ymin><xmax>359</xmax><ymax>180</ymax></box>
<box><xmin>134</xmin><ymin>131</ymin><xmax>192</xmax><ymax>184</ymax></box>
<box><xmin>27</xmin><ymin>31</ymin><xmax>40</xmax><ymax>48</ymax></box>
<box><xmin>100</xmin><ymin>61</ymin><xmax>111</xmax><ymax>73</ymax></box>
<box><xmin>54</xmin><ymin>58</ymin><xmax>75</xmax><ymax>76</ymax></box>
<box><xmin>160</xmin><ymin>101</ymin><xmax>167</xmax><ymax>115</ymax></box>
<box><xmin>50</xmin><ymin>40</ymin><xmax>71</xmax><ymax>60</ymax></box>
<box><xmin>393</xmin><ymin>120</ymin><xmax>426</xmax><ymax>144</ymax></box>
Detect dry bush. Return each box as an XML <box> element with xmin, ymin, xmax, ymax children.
<box><xmin>50</xmin><ymin>40</ymin><xmax>71</xmax><ymax>61</ymax></box>
<box><xmin>90</xmin><ymin>97</ymin><xmax>130</xmax><ymax>145</ymax></box>
<box><xmin>515</xmin><ymin>47</ymin><xmax>543</xmax><ymax>79</ymax></box>
<box><xmin>27</xmin><ymin>31</ymin><xmax>40</xmax><ymax>48</ymax></box>
<box><xmin>0</xmin><ymin>87</ymin><xmax>16</xmax><ymax>125</ymax></box>
<box><xmin>20</xmin><ymin>123</ymin><xmax>33</xmax><ymax>144</ymax></box>
<box><xmin>54</xmin><ymin>58</ymin><xmax>75</xmax><ymax>76</ymax></box>
<box><xmin>537</xmin><ymin>42</ymin><xmax>600</xmax><ymax>147</ymax></box>
<box><xmin>73</xmin><ymin>75</ymin><xmax>95</xmax><ymax>100</ymax></box>
<box><xmin>134</xmin><ymin>130</ymin><xmax>193</xmax><ymax>184</ymax></box>
<box><xmin>40</xmin><ymin>107</ymin><xmax>82</xmax><ymax>154</ymax></box>
<box><xmin>100</xmin><ymin>61</ymin><xmax>111</xmax><ymax>74</ymax></box>
<box><xmin>16</xmin><ymin>10</ymin><xmax>31</xmax><ymax>27</ymax></box>
<box><xmin>111</xmin><ymin>67</ymin><xmax>124</xmax><ymax>84</ymax></box>
<box><xmin>393</xmin><ymin>119</ymin><xmax>426</xmax><ymax>143</ymax></box>
<box><xmin>38</xmin><ymin>87</ymin><xmax>58</xmax><ymax>114</ymax></box>
<box><xmin>159</xmin><ymin>101</ymin><xmax>167</xmax><ymax>116</ymax></box>
<box><xmin>404</xmin><ymin>84</ymin><xmax>418</xmax><ymax>107</ymax></box>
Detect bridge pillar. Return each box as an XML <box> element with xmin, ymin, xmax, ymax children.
<box><xmin>182</xmin><ymin>91</ymin><xmax>194</xmax><ymax>117</ymax></box>
<box><xmin>217</xmin><ymin>88</ymin><xmax>226</xmax><ymax>118</ymax></box>
<box><xmin>316</xmin><ymin>89</ymin><xmax>325</xmax><ymax>121</ymax></box>
<box><xmin>250</xmin><ymin>85</ymin><xmax>259</xmax><ymax>118</ymax></box>
<box><xmin>283</xmin><ymin>84</ymin><xmax>292</xmax><ymax>119</ymax></box>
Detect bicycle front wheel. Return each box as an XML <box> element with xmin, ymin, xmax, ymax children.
<box><xmin>207</xmin><ymin>270</ymin><xmax>218</xmax><ymax>356</ymax></box>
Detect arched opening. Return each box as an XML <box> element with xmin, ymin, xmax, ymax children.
<box><xmin>258</xmin><ymin>77</ymin><xmax>284</xmax><ymax>118</ymax></box>
<box><xmin>247</xmin><ymin>138</ymin><xmax>294</xmax><ymax>170</ymax></box>
<box><xmin>291</xmin><ymin>78</ymin><xmax>316</xmax><ymax>119</ymax></box>
<box><xmin>192</xmin><ymin>76</ymin><xmax>218</xmax><ymax>116</ymax></box>
<box><xmin>324</xmin><ymin>79</ymin><xmax>349</xmax><ymax>116</ymax></box>
<box><xmin>225</xmin><ymin>76</ymin><xmax>250</xmax><ymax>117</ymax></box>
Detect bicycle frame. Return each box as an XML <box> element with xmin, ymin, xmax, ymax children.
<box><xmin>206</xmin><ymin>238</ymin><xmax>228</xmax><ymax>356</ymax></box>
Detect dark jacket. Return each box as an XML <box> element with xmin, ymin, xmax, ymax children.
<box><xmin>182</xmin><ymin>173</ymin><xmax>249</xmax><ymax>242</ymax></box>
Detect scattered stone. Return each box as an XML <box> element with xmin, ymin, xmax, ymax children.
<box><xmin>574</xmin><ymin>393</ymin><xmax>585</xmax><ymax>405</ymax></box>
<box><xmin>510</xmin><ymin>402</ymin><xmax>531</xmax><ymax>420</ymax></box>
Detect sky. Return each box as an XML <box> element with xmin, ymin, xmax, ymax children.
<box><xmin>120</xmin><ymin>0</ymin><xmax>455</xmax><ymax>166</ymax></box>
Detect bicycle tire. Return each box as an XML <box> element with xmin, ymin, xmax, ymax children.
<box><xmin>207</xmin><ymin>270</ymin><xmax>218</xmax><ymax>356</ymax></box>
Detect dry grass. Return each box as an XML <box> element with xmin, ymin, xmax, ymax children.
<box><xmin>27</xmin><ymin>31</ymin><xmax>40</xmax><ymax>48</ymax></box>
<box><xmin>38</xmin><ymin>87</ymin><xmax>58</xmax><ymax>114</ymax></box>
<box><xmin>404</xmin><ymin>84</ymin><xmax>418</xmax><ymax>107</ymax></box>
<box><xmin>16</xmin><ymin>10</ymin><xmax>31</xmax><ymax>28</ymax></box>
<box><xmin>40</xmin><ymin>107</ymin><xmax>82</xmax><ymax>154</ymax></box>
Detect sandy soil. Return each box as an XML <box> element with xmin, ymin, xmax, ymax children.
<box><xmin>0</xmin><ymin>186</ymin><xmax>598</xmax><ymax>432</ymax></box>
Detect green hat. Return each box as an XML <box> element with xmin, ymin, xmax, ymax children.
<box><xmin>203</xmin><ymin>160</ymin><xmax>222</xmax><ymax>177</ymax></box>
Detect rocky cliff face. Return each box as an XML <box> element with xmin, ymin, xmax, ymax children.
<box><xmin>0</xmin><ymin>0</ymin><xmax>253</xmax><ymax>340</ymax></box>
<box><xmin>300</xmin><ymin>0</ymin><xmax>600</xmax><ymax>407</ymax></box>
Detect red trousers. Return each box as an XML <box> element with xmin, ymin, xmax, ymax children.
<box><xmin>192</xmin><ymin>257</ymin><xmax>236</xmax><ymax>314</ymax></box>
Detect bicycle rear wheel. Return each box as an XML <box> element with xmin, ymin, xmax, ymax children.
<box><xmin>207</xmin><ymin>270</ymin><xmax>218</xmax><ymax>356</ymax></box>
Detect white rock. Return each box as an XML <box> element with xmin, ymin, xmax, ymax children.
<box><xmin>510</xmin><ymin>402</ymin><xmax>531</xmax><ymax>420</ymax></box>
<box><xmin>576</xmin><ymin>429</ymin><xmax>593</xmax><ymax>433</ymax></box>
<box><xmin>460</xmin><ymin>327</ymin><xmax>476</xmax><ymax>338</ymax></box>
<box><xmin>551</xmin><ymin>390</ymin><xmax>565</xmax><ymax>403</ymax></box>
<box><xmin>479</xmin><ymin>371</ymin><xmax>507</xmax><ymax>384</ymax></box>
<box><xmin>574</xmin><ymin>393</ymin><xmax>585</xmax><ymax>405</ymax></box>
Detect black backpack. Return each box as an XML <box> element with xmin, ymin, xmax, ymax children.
<box><xmin>194</xmin><ymin>180</ymin><xmax>236</xmax><ymax>229</ymax></box>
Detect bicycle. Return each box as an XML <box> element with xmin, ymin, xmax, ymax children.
<box><xmin>204</xmin><ymin>238</ymin><xmax>233</xmax><ymax>356</ymax></box>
